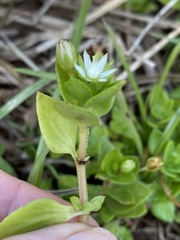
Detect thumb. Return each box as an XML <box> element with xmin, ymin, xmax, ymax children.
<box><xmin>4</xmin><ymin>223</ymin><xmax>117</xmax><ymax>240</ymax></box>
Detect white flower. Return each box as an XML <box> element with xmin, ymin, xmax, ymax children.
<box><xmin>74</xmin><ymin>50</ymin><xmax>117</xmax><ymax>82</ymax></box>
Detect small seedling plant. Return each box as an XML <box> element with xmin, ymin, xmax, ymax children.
<box><xmin>0</xmin><ymin>40</ymin><xmax>125</xmax><ymax>238</ymax></box>
<box><xmin>0</xmin><ymin>34</ymin><xmax>179</xmax><ymax>240</ymax></box>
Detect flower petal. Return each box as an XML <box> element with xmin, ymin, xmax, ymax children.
<box><xmin>98</xmin><ymin>78</ymin><xmax>108</xmax><ymax>82</ymax></box>
<box><xmin>83</xmin><ymin>50</ymin><xmax>92</xmax><ymax>70</ymax></box>
<box><xmin>74</xmin><ymin>64</ymin><xmax>86</xmax><ymax>78</ymax></box>
<box><xmin>92</xmin><ymin>52</ymin><xmax>100</xmax><ymax>64</ymax></box>
<box><xmin>96</xmin><ymin>54</ymin><xmax>108</xmax><ymax>72</ymax></box>
<box><xmin>100</xmin><ymin>68</ymin><xmax>117</xmax><ymax>78</ymax></box>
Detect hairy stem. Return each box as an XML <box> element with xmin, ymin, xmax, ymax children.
<box><xmin>76</xmin><ymin>125</ymin><xmax>89</xmax><ymax>224</ymax></box>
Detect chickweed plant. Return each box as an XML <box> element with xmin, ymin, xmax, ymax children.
<box><xmin>0</xmin><ymin>30</ymin><xmax>180</xmax><ymax>240</ymax></box>
<box><xmin>0</xmin><ymin>40</ymin><xmax>125</xmax><ymax>238</ymax></box>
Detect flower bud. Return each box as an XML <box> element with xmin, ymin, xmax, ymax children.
<box><xmin>146</xmin><ymin>157</ymin><xmax>163</xmax><ymax>171</ymax></box>
<box><xmin>56</xmin><ymin>40</ymin><xmax>77</xmax><ymax>73</ymax></box>
<box><xmin>120</xmin><ymin>159</ymin><xmax>136</xmax><ymax>173</ymax></box>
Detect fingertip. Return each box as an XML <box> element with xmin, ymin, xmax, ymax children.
<box><xmin>67</xmin><ymin>226</ymin><xmax>117</xmax><ymax>240</ymax></box>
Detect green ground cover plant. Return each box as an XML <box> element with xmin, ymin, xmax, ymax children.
<box><xmin>0</xmin><ymin>1</ymin><xmax>180</xmax><ymax>239</ymax></box>
<box><xmin>0</xmin><ymin>37</ymin><xmax>179</xmax><ymax>239</ymax></box>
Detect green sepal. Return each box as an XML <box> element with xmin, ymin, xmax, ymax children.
<box><xmin>37</xmin><ymin>92</ymin><xmax>78</xmax><ymax>158</ymax></box>
<box><xmin>56</xmin><ymin>63</ymin><xmax>76</xmax><ymax>104</ymax></box>
<box><xmin>85</xmin><ymin>80</ymin><xmax>126</xmax><ymax>116</ymax></box>
<box><xmin>64</xmin><ymin>77</ymin><xmax>93</xmax><ymax>104</ymax></box>
<box><xmin>0</xmin><ymin>198</ymin><xmax>83</xmax><ymax>239</ymax></box>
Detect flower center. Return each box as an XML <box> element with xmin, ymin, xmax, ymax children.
<box><xmin>87</xmin><ymin>65</ymin><xmax>100</xmax><ymax>80</ymax></box>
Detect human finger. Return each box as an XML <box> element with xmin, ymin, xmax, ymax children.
<box><xmin>3</xmin><ymin>223</ymin><xmax>117</xmax><ymax>240</ymax></box>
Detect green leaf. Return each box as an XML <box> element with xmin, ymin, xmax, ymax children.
<box><xmin>98</xmin><ymin>149</ymin><xmax>139</xmax><ymax>184</ymax></box>
<box><xmin>119</xmin><ymin>203</ymin><xmax>147</xmax><ymax>219</ymax></box>
<box><xmin>88</xmin><ymin>125</ymin><xmax>109</xmax><ymax>156</ymax></box>
<box><xmin>54</xmin><ymin>99</ymin><xmax>99</xmax><ymax>126</ymax></box>
<box><xmin>105</xmin><ymin>186</ymin><xmax>135</xmax><ymax>205</ymax></box>
<box><xmin>110</xmin><ymin>107</ymin><xmax>132</xmax><ymax>139</ymax></box>
<box><xmin>16</xmin><ymin>68</ymin><xmax>56</xmax><ymax>79</ymax></box>
<box><xmin>151</xmin><ymin>200</ymin><xmax>175</xmax><ymax>223</ymax></box>
<box><xmin>112</xmin><ymin>92</ymin><xmax>144</xmax><ymax>158</ymax></box>
<box><xmin>0</xmin><ymin>156</ymin><xmax>17</xmax><ymax>176</ymax></box>
<box><xmin>0</xmin><ymin>198</ymin><xmax>83</xmax><ymax>239</ymax></box>
<box><xmin>105</xmin><ymin>182</ymin><xmax>151</xmax><ymax>206</ymax></box>
<box><xmin>37</xmin><ymin>92</ymin><xmax>78</xmax><ymax>158</ymax></box>
<box><xmin>126</xmin><ymin>0</ymin><xmax>157</xmax><ymax>13</ymax></box>
<box><xmin>154</xmin><ymin>107</ymin><xmax>180</xmax><ymax>155</ymax></box>
<box><xmin>82</xmin><ymin>196</ymin><xmax>105</xmax><ymax>214</ymax></box>
<box><xmin>148</xmin><ymin>85</ymin><xmax>174</xmax><ymax>121</ymax></box>
<box><xmin>170</xmin><ymin>86</ymin><xmax>180</xmax><ymax>99</ymax></box>
<box><xmin>64</xmin><ymin>77</ymin><xmax>93</xmax><ymax>103</ymax></box>
<box><xmin>105</xmin><ymin>221</ymin><xmax>133</xmax><ymax>240</ymax></box>
<box><xmin>158</xmin><ymin>0</ymin><xmax>180</xmax><ymax>9</ymax></box>
<box><xmin>148</xmin><ymin>129</ymin><xmax>163</xmax><ymax>155</ymax></box>
<box><xmin>70</xmin><ymin>196</ymin><xmax>82</xmax><ymax>211</ymax></box>
<box><xmin>159</xmin><ymin>41</ymin><xmax>180</xmax><ymax>87</ymax></box>
<box><xmin>161</xmin><ymin>142</ymin><xmax>180</xmax><ymax>179</ymax></box>
<box><xmin>98</xmin><ymin>136</ymin><xmax>115</xmax><ymax>162</ymax></box>
<box><xmin>103</xmin><ymin>196</ymin><xmax>147</xmax><ymax>219</ymax></box>
<box><xmin>28</xmin><ymin>137</ymin><xmax>49</xmax><ymax>186</ymax></box>
<box><xmin>104</xmin><ymin>182</ymin><xmax>151</xmax><ymax>217</ymax></box>
<box><xmin>85</xmin><ymin>80</ymin><xmax>126</xmax><ymax>117</ymax></box>
<box><xmin>104</xmin><ymin>21</ymin><xmax>146</xmax><ymax>122</ymax></box>
<box><xmin>71</xmin><ymin>0</ymin><xmax>91</xmax><ymax>48</ymax></box>
<box><xmin>175</xmin><ymin>211</ymin><xmax>180</xmax><ymax>223</ymax></box>
<box><xmin>100</xmin><ymin>203</ymin><xmax>115</xmax><ymax>223</ymax></box>
<box><xmin>70</xmin><ymin>196</ymin><xmax>105</xmax><ymax>214</ymax></box>
<box><xmin>58</xmin><ymin>175</ymin><xmax>78</xmax><ymax>190</ymax></box>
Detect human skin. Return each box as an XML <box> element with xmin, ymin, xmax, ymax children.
<box><xmin>0</xmin><ymin>170</ymin><xmax>116</xmax><ymax>240</ymax></box>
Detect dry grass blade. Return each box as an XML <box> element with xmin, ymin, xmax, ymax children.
<box><xmin>35</xmin><ymin>0</ymin><xmax>57</xmax><ymax>23</ymax></box>
<box><xmin>0</xmin><ymin>33</ymin><xmax>39</xmax><ymax>70</ymax></box>
<box><xmin>128</xmin><ymin>0</ymin><xmax>179</xmax><ymax>55</ymax></box>
<box><xmin>118</xmin><ymin>27</ymin><xmax>180</xmax><ymax>79</ymax></box>
<box><xmin>113</xmin><ymin>10</ymin><xmax>179</xmax><ymax>30</ymax></box>
<box><xmin>0</xmin><ymin>58</ymin><xmax>21</xmax><ymax>86</ymax></box>
<box><xmin>86</xmin><ymin>0</ymin><xmax>127</xmax><ymax>24</ymax></box>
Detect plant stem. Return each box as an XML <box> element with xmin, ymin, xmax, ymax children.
<box><xmin>76</xmin><ymin>125</ymin><xmax>89</xmax><ymax>224</ymax></box>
